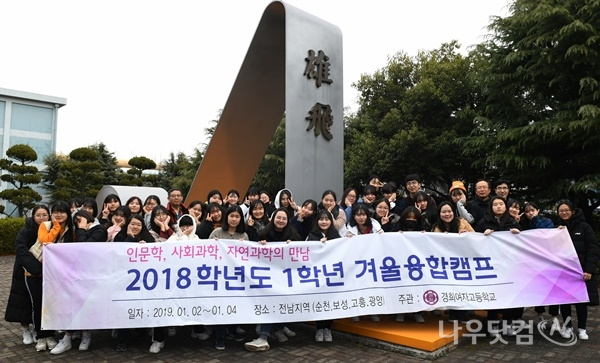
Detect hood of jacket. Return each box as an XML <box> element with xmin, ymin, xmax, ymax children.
<box><xmin>274</xmin><ymin>188</ymin><xmax>293</xmax><ymax>209</ymax></box>
<box><xmin>177</xmin><ymin>213</ymin><xmax>197</xmax><ymax>231</ymax></box>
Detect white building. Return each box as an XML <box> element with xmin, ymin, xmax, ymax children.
<box><xmin>0</xmin><ymin>87</ymin><xmax>67</xmax><ymax>216</ymax></box>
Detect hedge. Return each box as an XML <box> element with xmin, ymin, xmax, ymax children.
<box><xmin>0</xmin><ymin>217</ymin><xmax>25</xmax><ymax>255</ymax></box>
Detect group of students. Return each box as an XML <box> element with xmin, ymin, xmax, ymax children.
<box><xmin>4</xmin><ymin>175</ymin><xmax>598</xmax><ymax>355</ymax></box>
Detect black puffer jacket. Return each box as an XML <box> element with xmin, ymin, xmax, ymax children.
<box><xmin>558</xmin><ymin>209</ymin><xmax>600</xmax><ymax>274</ymax></box>
<box><xmin>558</xmin><ymin>209</ymin><xmax>600</xmax><ymax>305</ymax></box>
<box><xmin>475</xmin><ymin>213</ymin><xmax>520</xmax><ymax>233</ymax></box>
<box><xmin>5</xmin><ymin>218</ymin><xmax>41</xmax><ymax>323</ymax></box>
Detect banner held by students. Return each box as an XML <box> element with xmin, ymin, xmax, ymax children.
<box><xmin>42</xmin><ymin>228</ymin><xmax>587</xmax><ymax>330</ymax></box>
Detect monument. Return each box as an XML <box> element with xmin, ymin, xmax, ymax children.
<box><xmin>186</xmin><ymin>1</ymin><xmax>343</xmax><ymax>204</ymax></box>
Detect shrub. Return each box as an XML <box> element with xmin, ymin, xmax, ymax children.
<box><xmin>0</xmin><ymin>217</ymin><xmax>25</xmax><ymax>255</ymax></box>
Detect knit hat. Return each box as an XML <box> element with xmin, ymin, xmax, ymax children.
<box><xmin>449</xmin><ymin>181</ymin><xmax>467</xmax><ymax>194</ymax></box>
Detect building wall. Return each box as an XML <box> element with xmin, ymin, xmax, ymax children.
<box><xmin>0</xmin><ymin>88</ymin><xmax>66</xmax><ymax>216</ymax></box>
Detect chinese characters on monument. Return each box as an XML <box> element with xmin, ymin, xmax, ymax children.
<box><xmin>304</xmin><ymin>49</ymin><xmax>333</xmax><ymax>140</ymax></box>
<box><xmin>305</xmin><ymin>103</ymin><xmax>333</xmax><ymax>140</ymax></box>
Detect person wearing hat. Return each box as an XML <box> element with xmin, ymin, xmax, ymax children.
<box><xmin>449</xmin><ymin>181</ymin><xmax>474</xmax><ymax>224</ymax></box>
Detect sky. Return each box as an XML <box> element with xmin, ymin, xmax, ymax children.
<box><xmin>1</xmin><ymin>0</ymin><xmax>511</xmax><ymax>163</ymax></box>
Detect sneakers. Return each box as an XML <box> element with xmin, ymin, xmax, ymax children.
<box><xmin>50</xmin><ymin>337</ymin><xmax>72</xmax><ymax>354</ymax></box>
<box><xmin>561</xmin><ymin>327</ymin><xmax>573</xmax><ymax>339</ymax></box>
<box><xmin>550</xmin><ymin>317</ymin><xmax>560</xmax><ymax>334</ymax></box>
<box><xmin>414</xmin><ymin>313</ymin><xmax>425</xmax><ymax>323</ymax></box>
<box><xmin>215</xmin><ymin>337</ymin><xmax>225</xmax><ymax>350</ymax></box>
<box><xmin>115</xmin><ymin>343</ymin><xmax>127</xmax><ymax>352</ymax></box>
<box><xmin>351</xmin><ymin>316</ymin><xmax>360</xmax><ymax>322</ymax></box>
<box><xmin>167</xmin><ymin>327</ymin><xmax>177</xmax><ymax>337</ymax></box>
<box><xmin>35</xmin><ymin>338</ymin><xmax>47</xmax><ymax>352</ymax></box>
<box><xmin>46</xmin><ymin>336</ymin><xmax>58</xmax><ymax>349</ymax></box>
<box><xmin>79</xmin><ymin>331</ymin><xmax>91</xmax><ymax>351</ymax></box>
<box><xmin>23</xmin><ymin>328</ymin><xmax>35</xmax><ymax>345</ymax></box>
<box><xmin>371</xmin><ymin>315</ymin><xmax>380</xmax><ymax>322</ymax></box>
<box><xmin>272</xmin><ymin>329</ymin><xmax>288</xmax><ymax>342</ymax></box>
<box><xmin>282</xmin><ymin>326</ymin><xmax>296</xmax><ymax>337</ymax></box>
<box><xmin>235</xmin><ymin>326</ymin><xmax>246</xmax><ymax>335</ymax></box>
<box><xmin>245</xmin><ymin>337</ymin><xmax>270</xmax><ymax>351</ymax></box>
<box><xmin>71</xmin><ymin>331</ymin><xmax>81</xmax><ymax>340</ymax></box>
<box><xmin>315</xmin><ymin>329</ymin><xmax>324</xmax><ymax>342</ymax></box>
<box><xmin>191</xmin><ymin>330</ymin><xmax>211</xmax><ymax>340</ymax></box>
<box><xmin>578</xmin><ymin>329</ymin><xmax>589</xmax><ymax>340</ymax></box>
<box><xmin>149</xmin><ymin>340</ymin><xmax>164</xmax><ymax>353</ymax></box>
<box><xmin>395</xmin><ymin>314</ymin><xmax>405</xmax><ymax>323</ymax></box>
<box><xmin>505</xmin><ymin>325</ymin><xmax>518</xmax><ymax>336</ymax></box>
<box><xmin>323</xmin><ymin>328</ymin><xmax>333</xmax><ymax>342</ymax></box>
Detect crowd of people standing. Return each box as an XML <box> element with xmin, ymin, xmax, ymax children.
<box><xmin>4</xmin><ymin>175</ymin><xmax>598</xmax><ymax>354</ymax></box>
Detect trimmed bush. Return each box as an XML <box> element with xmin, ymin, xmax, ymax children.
<box><xmin>0</xmin><ymin>217</ymin><xmax>25</xmax><ymax>255</ymax></box>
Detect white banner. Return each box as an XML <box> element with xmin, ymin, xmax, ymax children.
<box><xmin>42</xmin><ymin>229</ymin><xmax>587</xmax><ymax>330</ymax></box>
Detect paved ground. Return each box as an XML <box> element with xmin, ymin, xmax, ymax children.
<box><xmin>1</xmin><ymin>254</ymin><xmax>599</xmax><ymax>362</ymax></box>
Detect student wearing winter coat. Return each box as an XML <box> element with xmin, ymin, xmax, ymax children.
<box><xmin>556</xmin><ymin>200</ymin><xmax>600</xmax><ymax>341</ymax></box>
<box><xmin>431</xmin><ymin>201</ymin><xmax>474</xmax><ymax>323</ymax></box>
<box><xmin>197</xmin><ymin>203</ymin><xmax>226</xmax><ymax>239</ymax></box>
<box><xmin>245</xmin><ymin>208</ymin><xmax>301</xmax><ymax>352</ymax></box>
<box><xmin>346</xmin><ymin>203</ymin><xmax>382</xmax><ymax>323</ymax></box>
<box><xmin>113</xmin><ymin>215</ymin><xmax>158</xmax><ymax>352</ymax></box>
<box><xmin>5</xmin><ymin>205</ymin><xmax>50</xmax><ymax>347</ymax></box>
<box><xmin>246</xmin><ymin>200</ymin><xmax>270</xmax><ymax>242</ymax></box>
<box><xmin>50</xmin><ymin>209</ymin><xmax>108</xmax><ymax>354</ymax></box>
<box><xmin>449</xmin><ymin>181</ymin><xmax>474</xmax><ymax>224</ymax></box>
<box><xmin>474</xmin><ymin>196</ymin><xmax>520</xmax><ymax>337</ymax></box>
<box><xmin>167</xmin><ymin>214</ymin><xmax>200</xmax><ymax>241</ymax></box>
<box><xmin>372</xmin><ymin>198</ymin><xmax>400</xmax><ymax>232</ymax></box>
<box><xmin>274</xmin><ymin>188</ymin><xmax>299</xmax><ymax>218</ymax></box>
<box><xmin>522</xmin><ymin>202</ymin><xmax>555</xmax><ymax>230</ymax></box>
<box><xmin>306</xmin><ymin>210</ymin><xmax>341</xmax><ymax>342</ymax></box>
<box><xmin>290</xmin><ymin>199</ymin><xmax>318</xmax><ymax>240</ymax></box>
<box><xmin>209</xmin><ymin>206</ymin><xmax>248</xmax><ymax>241</ymax></box>
<box><xmin>318</xmin><ymin>190</ymin><xmax>347</xmax><ymax>234</ymax></box>
<box><xmin>106</xmin><ymin>206</ymin><xmax>131</xmax><ymax>242</ymax></box>
<box><xmin>345</xmin><ymin>202</ymin><xmax>383</xmax><ymax>237</ymax></box>
<box><xmin>29</xmin><ymin>201</ymin><xmax>74</xmax><ymax>352</ymax></box>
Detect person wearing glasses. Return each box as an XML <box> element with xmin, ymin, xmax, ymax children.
<box><xmin>149</xmin><ymin>205</ymin><xmax>175</xmax><ymax>241</ymax></box>
<box><xmin>555</xmin><ymin>200</ymin><xmax>599</xmax><ymax>341</ymax></box>
<box><xmin>494</xmin><ymin>179</ymin><xmax>510</xmax><ymax>200</ymax></box>
<box><xmin>7</xmin><ymin>205</ymin><xmax>50</xmax><ymax>348</ymax></box>
<box><xmin>373</xmin><ymin>198</ymin><xmax>399</xmax><ymax>232</ymax></box>
<box><xmin>165</xmin><ymin>188</ymin><xmax>188</xmax><ymax>227</ymax></box>
<box><xmin>30</xmin><ymin>201</ymin><xmax>74</xmax><ymax>352</ymax></box>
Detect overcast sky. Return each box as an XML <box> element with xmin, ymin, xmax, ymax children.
<box><xmin>1</xmin><ymin>0</ymin><xmax>511</xmax><ymax>162</ymax></box>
